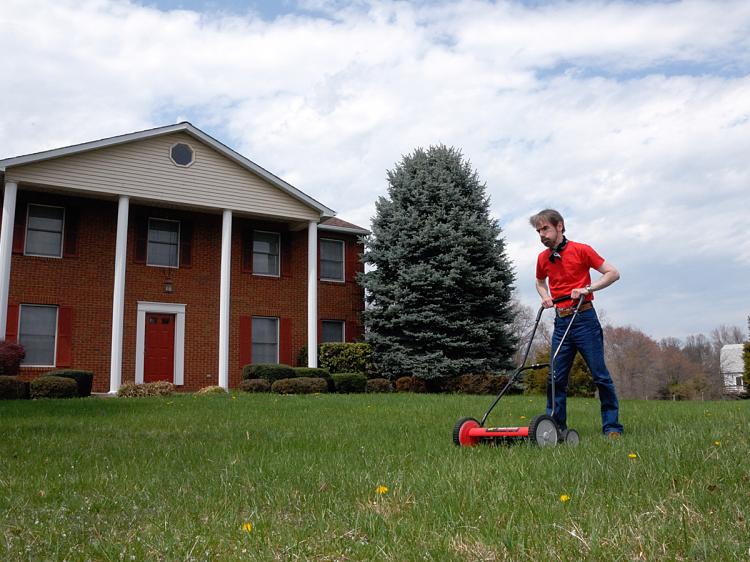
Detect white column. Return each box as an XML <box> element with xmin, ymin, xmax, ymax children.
<box><xmin>109</xmin><ymin>196</ymin><xmax>129</xmax><ymax>394</ymax></box>
<box><xmin>307</xmin><ymin>220</ymin><xmax>318</xmax><ymax>368</ymax></box>
<box><xmin>0</xmin><ymin>181</ymin><xmax>18</xmax><ymax>340</ymax></box>
<box><xmin>218</xmin><ymin>209</ymin><xmax>232</xmax><ymax>389</ymax></box>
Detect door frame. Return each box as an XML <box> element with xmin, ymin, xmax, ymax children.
<box><xmin>135</xmin><ymin>301</ymin><xmax>185</xmax><ymax>385</ymax></box>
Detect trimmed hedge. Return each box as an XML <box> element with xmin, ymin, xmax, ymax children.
<box><xmin>41</xmin><ymin>370</ymin><xmax>94</xmax><ymax>397</ymax></box>
<box><xmin>366</xmin><ymin>378</ymin><xmax>392</xmax><ymax>393</ymax></box>
<box><xmin>395</xmin><ymin>376</ymin><xmax>428</xmax><ymax>393</ymax></box>
<box><xmin>319</xmin><ymin>343</ymin><xmax>372</xmax><ymax>375</ymax></box>
<box><xmin>117</xmin><ymin>381</ymin><xmax>176</xmax><ymax>398</ymax></box>
<box><xmin>0</xmin><ymin>376</ymin><xmax>30</xmax><ymax>400</ymax></box>
<box><xmin>239</xmin><ymin>379</ymin><xmax>271</xmax><ymax>393</ymax></box>
<box><xmin>242</xmin><ymin>364</ymin><xmax>296</xmax><ymax>382</ymax></box>
<box><xmin>30</xmin><ymin>376</ymin><xmax>78</xmax><ymax>399</ymax></box>
<box><xmin>271</xmin><ymin>377</ymin><xmax>328</xmax><ymax>395</ymax></box>
<box><xmin>331</xmin><ymin>372</ymin><xmax>367</xmax><ymax>393</ymax></box>
<box><xmin>0</xmin><ymin>342</ymin><xmax>25</xmax><ymax>375</ymax></box>
<box><xmin>456</xmin><ymin>374</ymin><xmax>510</xmax><ymax>395</ymax></box>
<box><xmin>294</xmin><ymin>367</ymin><xmax>333</xmax><ymax>391</ymax></box>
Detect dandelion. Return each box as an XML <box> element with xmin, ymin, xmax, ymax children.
<box><xmin>559</xmin><ymin>494</ymin><xmax>571</xmax><ymax>503</ymax></box>
<box><xmin>713</xmin><ymin>440</ymin><xmax>721</xmax><ymax>447</ymax></box>
<box><xmin>242</xmin><ymin>522</ymin><xmax>253</xmax><ymax>533</ymax></box>
<box><xmin>519</xmin><ymin>415</ymin><xmax>527</xmax><ymax>420</ymax></box>
<box><xmin>231</xmin><ymin>395</ymin><xmax>237</xmax><ymax>400</ymax></box>
<box><xmin>375</xmin><ymin>485</ymin><xmax>389</xmax><ymax>495</ymax></box>
<box><xmin>628</xmin><ymin>453</ymin><xmax>638</xmax><ymax>459</ymax></box>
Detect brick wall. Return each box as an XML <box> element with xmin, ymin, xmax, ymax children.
<box><xmin>9</xmin><ymin>189</ymin><xmax>364</xmax><ymax>392</ymax></box>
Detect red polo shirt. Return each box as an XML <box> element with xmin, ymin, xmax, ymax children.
<box><xmin>536</xmin><ymin>240</ymin><xmax>605</xmax><ymax>308</ymax></box>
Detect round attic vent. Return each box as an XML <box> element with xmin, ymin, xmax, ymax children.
<box><xmin>170</xmin><ymin>143</ymin><xmax>194</xmax><ymax>167</ymax></box>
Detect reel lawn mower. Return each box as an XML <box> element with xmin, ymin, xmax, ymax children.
<box><xmin>452</xmin><ymin>294</ymin><xmax>586</xmax><ymax>448</ymax></box>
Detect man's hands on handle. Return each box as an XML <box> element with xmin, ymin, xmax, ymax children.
<box><xmin>537</xmin><ymin>261</ymin><xmax>620</xmax><ymax>308</ymax></box>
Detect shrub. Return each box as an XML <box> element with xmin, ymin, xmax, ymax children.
<box><xmin>242</xmin><ymin>364</ymin><xmax>296</xmax><ymax>382</ymax></box>
<box><xmin>117</xmin><ymin>381</ymin><xmax>175</xmax><ymax>397</ymax></box>
<box><xmin>0</xmin><ymin>342</ymin><xmax>25</xmax><ymax>375</ymax></box>
<box><xmin>331</xmin><ymin>372</ymin><xmax>367</xmax><ymax>393</ymax></box>
<box><xmin>239</xmin><ymin>379</ymin><xmax>271</xmax><ymax>393</ymax></box>
<box><xmin>195</xmin><ymin>385</ymin><xmax>227</xmax><ymax>395</ymax></box>
<box><xmin>395</xmin><ymin>376</ymin><xmax>427</xmax><ymax>393</ymax></box>
<box><xmin>319</xmin><ymin>343</ymin><xmax>373</xmax><ymax>375</ymax></box>
<box><xmin>0</xmin><ymin>376</ymin><xmax>30</xmax><ymax>400</ymax></box>
<box><xmin>294</xmin><ymin>367</ymin><xmax>333</xmax><ymax>391</ymax></box>
<box><xmin>30</xmin><ymin>376</ymin><xmax>78</xmax><ymax>399</ymax></box>
<box><xmin>41</xmin><ymin>370</ymin><xmax>94</xmax><ymax>397</ymax></box>
<box><xmin>366</xmin><ymin>378</ymin><xmax>392</xmax><ymax>393</ymax></box>
<box><xmin>271</xmin><ymin>377</ymin><xmax>328</xmax><ymax>395</ymax></box>
<box><xmin>456</xmin><ymin>374</ymin><xmax>510</xmax><ymax>395</ymax></box>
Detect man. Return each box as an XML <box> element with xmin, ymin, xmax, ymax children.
<box><xmin>529</xmin><ymin>209</ymin><xmax>623</xmax><ymax>438</ymax></box>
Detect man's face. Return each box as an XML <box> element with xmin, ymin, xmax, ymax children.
<box><xmin>535</xmin><ymin>220</ymin><xmax>563</xmax><ymax>248</ymax></box>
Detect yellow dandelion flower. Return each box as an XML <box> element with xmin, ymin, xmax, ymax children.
<box><xmin>519</xmin><ymin>415</ymin><xmax>527</xmax><ymax>420</ymax></box>
<box><xmin>231</xmin><ymin>395</ymin><xmax>237</xmax><ymax>400</ymax></box>
<box><xmin>242</xmin><ymin>522</ymin><xmax>253</xmax><ymax>533</ymax></box>
<box><xmin>628</xmin><ymin>453</ymin><xmax>638</xmax><ymax>459</ymax></box>
<box><xmin>375</xmin><ymin>485</ymin><xmax>389</xmax><ymax>495</ymax></box>
<box><xmin>713</xmin><ymin>440</ymin><xmax>721</xmax><ymax>447</ymax></box>
<box><xmin>559</xmin><ymin>494</ymin><xmax>571</xmax><ymax>503</ymax></box>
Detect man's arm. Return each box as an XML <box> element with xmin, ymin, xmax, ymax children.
<box><xmin>536</xmin><ymin>277</ymin><xmax>554</xmax><ymax>308</ymax></box>
<box><xmin>571</xmin><ymin>261</ymin><xmax>620</xmax><ymax>300</ymax></box>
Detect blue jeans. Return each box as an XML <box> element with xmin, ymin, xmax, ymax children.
<box><xmin>547</xmin><ymin>307</ymin><xmax>623</xmax><ymax>434</ymax></box>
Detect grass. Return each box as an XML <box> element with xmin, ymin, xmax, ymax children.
<box><xmin>1</xmin><ymin>392</ymin><xmax>748</xmax><ymax>561</ymax></box>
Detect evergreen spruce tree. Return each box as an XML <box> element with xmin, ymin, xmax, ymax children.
<box><xmin>362</xmin><ymin>145</ymin><xmax>516</xmax><ymax>380</ymax></box>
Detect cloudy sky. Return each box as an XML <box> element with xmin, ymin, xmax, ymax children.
<box><xmin>2</xmin><ymin>0</ymin><xmax>749</xmax><ymax>340</ymax></box>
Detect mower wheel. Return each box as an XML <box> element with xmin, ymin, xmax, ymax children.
<box><xmin>528</xmin><ymin>414</ymin><xmax>559</xmax><ymax>447</ymax></box>
<box><xmin>560</xmin><ymin>428</ymin><xmax>580</xmax><ymax>446</ymax></box>
<box><xmin>453</xmin><ymin>417</ymin><xmax>481</xmax><ymax>447</ymax></box>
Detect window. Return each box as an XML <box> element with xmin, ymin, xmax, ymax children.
<box><xmin>19</xmin><ymin>305</ymin><xmax>58</xmax><ymax>366</ymax></box>
<box><xmin>25</xmin><ymin>204</ymin><xmax>64</xmax><ymax>257</ymax></box>
<box><xmin>320</xmin><ymin>239</ymin><xmax>344</xmax><ymax>281</ymax></box>
<box><xmin>253</xmin><ymin>231</ymin><xmax>280</xmax><ymax>276</ymax></box>
<box><xmin>170</xmin><ymin>143</ymin><xmax>194</xmax><ymax>167</ymax></box>
<box><xmin>252</xmin><ymin>317</ymin><xmax>278</xmax><ymax>364</ymax></box>
<box><xmin>736</xmin><ymin>376</ymin><xmax>744</xmax><ymax>386</ymax></box>
<box><xmin>322</xmin><ymin>320</ymin><xmax>345</xmax><ymax>343</ymax></box>
<box><xmin>147</xmin><ymin>218</ymin><xmax>180</xmax><ymax>267</ymax></box>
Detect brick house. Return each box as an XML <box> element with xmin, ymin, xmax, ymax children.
<box><xmin>0</xmin><ymin>122</ymin><xmax>368</xmax><ymax>392</ymax></box>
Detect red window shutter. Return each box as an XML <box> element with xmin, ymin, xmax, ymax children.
<box><xmin>63</xmin><ymin>206</ymin><xmax>80</xmax><ymax>258</ymax></box>
<box><xmin>12</xmin><ymin>203</ymin><xmax>26</xmax><ymax>254</ymax></box>
<box><xmin>346</xmin><ymin>321</ymin><xmax>359</xmax><ymax>342</ymax></box>
<box><xmin>318</xmin><ymin>319</ymin><xmax>323</xmax><ymax>344</ymax></box>
<box><xmin>179</xmin><ymin>219</ymin><xmax>193</xmax><ymax>268</ymax></box>
<box><xmin>280</xmin><ymin>318</ymin><xmax>292</xmax><ymax>365</ymax></box>
<box><xmin>5</xmin><ymin>304</ymin><xmax>19</xmax><ymax>343</ymax></box>
<box><xmin>239</xmin><ymin>316</ymin><xmax>252</xmax><ymax>367</ymax></box>
<box><xmin>280</xmin><ymin>233</ymin><xmax>292</xmax><ymax>278</ymax></box>
<box><xmin>134</xmin><ymin>215</ymin><xmax>148</xmax><ymax>263</ymax></box>
<box><xmin>241</xmin><ymin>229</ymin><xmax>253</xmax><ymax>274</ymax></box>
<box><xmin>345</xmin><ymin>240</ymin><xmax>359</xmax><ymax>283</ymax></box>
<box><xmin>56</xmin><ymin>306</ymin><xmax>74</xmax><ymax>367</ymax></box>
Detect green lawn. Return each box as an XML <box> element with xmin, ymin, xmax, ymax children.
<box><xmin>1</xmin><ymin>392</ymin><xmax>748</xmax><ymax>561</ymax></box>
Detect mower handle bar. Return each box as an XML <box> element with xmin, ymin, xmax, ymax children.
<box><xmin>478</xmin><ymin>294</ymin><xmax>585</xmax><ymax>427</ymax></box>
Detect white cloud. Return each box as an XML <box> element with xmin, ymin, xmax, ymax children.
<box><xmin>2</xmin><ymin>0</ymin><xmax>749</xmax><ymax>338</ymax></box>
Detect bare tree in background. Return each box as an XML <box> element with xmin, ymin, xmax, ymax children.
<box><xmin>604</xmin><ymin>325</ymin><xmax>662</xmax><ymax>399</ymax></box>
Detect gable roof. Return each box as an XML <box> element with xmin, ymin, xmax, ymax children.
<box><xmin>319</xmin><ymin>217</ymin><xmax>370</xmax><ymax>235</ymax></box>
<box><xmin>0</xmin><ymin>122</ymin><xmax>335</xmax><ymax>218</ymax></box>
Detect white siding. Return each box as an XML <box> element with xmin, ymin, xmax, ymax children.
<box><xmin>6</xmin><ymin>133</ymin><xmax>319</xmax><ymax>221</ymax></box>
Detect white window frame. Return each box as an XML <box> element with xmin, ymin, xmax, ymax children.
<box><xmin>169</xmin><ymin>142</ymin><xmax>195</xmax><ymax>168</ymax></box>
<box><xmin>736</xmin><ymin>375</ymin><xmax>744</xmax><ymax>387</ymax></box>
<box><xmin>321</xmin><ymin>320</ymin><xmax>345</xmax><ymax>343</ymax></box>
<box><xmin>253</xmin><ymin>230</ymin><xmax>281</xmax><ymax>278</ymax></box>
<box><xmin>252</xmin><ymin>316</ymin><xmax>279</xmax><ymax>364</ymax></box>
<box><xmin>24</xmin><ymin>203</ymin><xmax>65</xmax><ymax>258</ymax></box>
<box><xmin>320</xmin><ymin>238</ymin><xmax>345</xmax><ymax>282</ymax></box>
<box><xmin>147</xmin><ymin>217</ymin><xmax>181</xmax><ymax>269</ymax></box>
<box><xmin>18</xmin><ymin>304</ymin><xmax>59</xmax><ymax>367</ymax></box>
<box><xmin>135</xmin><ymin>301</ymin><xmax>186</xmax><ymax>385</ymax></box>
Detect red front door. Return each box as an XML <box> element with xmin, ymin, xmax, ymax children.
<box><xmin>144</xmin><ymin>313</ymin><xmax>175</xmax><ymax>383</ymax></box>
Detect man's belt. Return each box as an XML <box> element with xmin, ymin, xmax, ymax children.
<box><xmin>556</xmin><ymin>302</ymin><xmax>593</xmax><ymax>317</ymax></box>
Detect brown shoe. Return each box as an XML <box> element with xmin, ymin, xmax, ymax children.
<box><xmin>607</xmin><ymin>432</ymin><xmax>621</xmax><ymax>440</ymax></box>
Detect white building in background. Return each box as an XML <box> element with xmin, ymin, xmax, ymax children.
<box><xmin>720</xmin><ymin>344</ymin><xmax>745</xmax><ymax>393</ymax></box>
